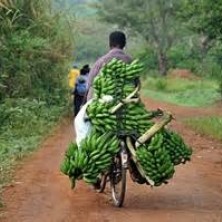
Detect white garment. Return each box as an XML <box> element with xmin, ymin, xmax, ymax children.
<box><xmin>74</xmin><ymin>95</ymin><xmax>114</xmax><ymax>147</ymax></box>
<box><xmin>74</xmin><ymin>99</ymin><xmax>93</xmax><ymax>147</ymax></box>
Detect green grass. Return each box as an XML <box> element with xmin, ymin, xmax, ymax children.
<box><xmin>184</xmin><ymin>117</ymin><xmax>222</xmax><ymax>141</ymax></box>
<box><xmin>0</xmin><ymin>99</ymin><xmax>67</xmax><ymax>190</ymax></box>
<box><xmin>142</xmin><ymin>77</ymin><xmax>220</xmax><ymax>107</ymax></box>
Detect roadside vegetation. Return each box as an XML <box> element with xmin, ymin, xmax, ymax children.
<box><xmin>0</xmin><ymin>0</ymin><xmax>74</xmax><ymax>190</ymax></box>
<box><xmin>0</xmin><ymin>99</ymin><xmax>67</xmax><ymax>186</ymax></box>
<box><xmin>184</xmin><ymin>117</ymin><xmax>222</xmax><ymax>141</ymax></box>
<box><xmin>142</xmin><ymin>76</ymin><xmax>219</xmax><ymax>107</ymax></box>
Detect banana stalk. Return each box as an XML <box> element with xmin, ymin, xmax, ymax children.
<box><xmin>110</xmin><ymin>86</ymin><xmax>139</xmax><ymax>114</ymax></box>
<box><xmin>121</xmin><ymin>98</ymin><xmax>140</xmax><ymax>104</ymax></box>
<box><xmin>126</xmin><ymin>137</ymin><xmax>154</xmax><ymax>186</ymax></box>
<box><xmin>135</xmin><ymin>112</ymin><xmax>173</xmax><ymax>147</ymax></box>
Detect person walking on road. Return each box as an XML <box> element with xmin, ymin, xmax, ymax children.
<box><xmin>73</xmin><ymin>65</ymin><xmax>90</xmax><ymax>116</ymax></box>
<box><xmin>68</xmin><ymin>65</ymin><xmax>80</xmax><ymax>89</ymax></box>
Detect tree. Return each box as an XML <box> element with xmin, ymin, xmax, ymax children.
<box><xmin>95</xmin><ymin>0</ymin><xmax>180</xmax><ymax>75</ymax></box>
<box><xmin>179</xmin><ymin>0</ymin><xmax>222</xmax><ymax>40</ymax></box>
<box><xmin>0</xmin><ymin>0</ymin><xmax>74</xmax><ymax>102</ymax></box>
<box><xmin>74</xmin><ymin>17</ymin><xmax>110</xmax><ymax>62</ymax></box>
<box><xmin>178</xmin><ymin>0</ymin><xmax>222</xmax><ymax>99</ymax></box>
<box><xmin>178</xmin><ymin>0</ymin><xmax>222</xmax><ymax>61</ymax></box>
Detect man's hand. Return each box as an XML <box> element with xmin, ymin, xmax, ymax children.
<box><xmin>152</xmin><ymin>108</ymin><xmax>164</xmax><ymax>117</ymax></box>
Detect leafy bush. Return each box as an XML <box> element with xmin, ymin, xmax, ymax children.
<box><xmin>133</xmin><ymin>45</ymin><xmax>158</xmax><ymax>72</ymax></box>
<box><xmin>0</xmin><ymin>0</ymin><xmax>74</xmax><ymax>101</ymax></box>
<box><xmin>154</xmin><ymin>78</ymin><xmax>167</xmax><ymax>91</ymax></box>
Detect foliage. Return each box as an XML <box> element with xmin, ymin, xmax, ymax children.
<box><xmin>74</xmin><ymin>17</ymin><xmax>109</xmax><ymax>63</ymax></box>
<box><xmin>0</xmin><ymin>0</ymin><xmax>74</xmax><ymax>102</ymax></box>
<box><xmin>54</xmin><ymin>0</ymin><xmax>97</xmax><ymax>18</ymax></box>
<box><xmin>178</xmin><ymin>0</ymin><xmax>222</xmax><ymax>41</ymax></box>
<box><xmin>54</xmin><ymin>0</ymin><xmax>108</xmax><ymax>64</ymax></box>
<box><xmin>176</xmin><ymin>0</ymin><xmax>222</xmax><ymax>98</ymax></box>
<box><xmin>184</xmin><ymin>117</ymin><xmax>222</xmax><ymax>141</ymax></box>
<box><xmin>132</xmin><ymin>46</ymin><xmax>158</xmax><ymax>71</ymax></box>
<box><xmin>95</xmin><ymin>0</ymin><xmax>182</xmax><ymax>75</ymax></box>
<box><xmin>144</xmin><ymin>77</ymin><xmax>217</xmax><ymax>92</ymax></box>
<box><xmin>0</xmin><ymin>98</ymin><xmax>67</xmax><ymax>187</ymax></box>
<box><xmin>0</xmin><ymin>0</ymin><xmax>74</xmax><ymax>189</ymax></box>
<box><xmin>142</xmin><ymin>77</ymin><xmax>219</xmax><ymax>107</ymax></box>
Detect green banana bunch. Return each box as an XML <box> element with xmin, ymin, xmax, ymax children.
<box><xmin>61</xmin><ymin>131</ymin><xmax>120</xmax><ymax>187</ymax></box>
<box><xmin>93</xmin><ymin>58</ymin><xmax>144</xmax><ymax>99</ymax></box>
<box><xmin>81</xmin><ymin>132</ymin><xmax>120</xmax><ymax>185</ymax></box>
<box><xmin>100</xmin><ymin>58</ymin><xmax>144</xmax><ymax>80</ymax></box>
<box><xmin>136</xmin><ymin>133</ymin><xmax>175</xmax><ymax>186</ymax></box>
<box><xmin>60</xmin><ymin>143</ymin><xmax>89</xmax><ymax>188</ymax></box>
<box><xmin>123</xmin><ymin>84</ymin><xmax>137</xmax><ymax>95</ymax></box>
<box><xmin>121</xmin><ymin>60</ymin><xmax>144</xmax><ymax>80</ymax></box>
<box><xmin>117</xmin><ymin>103</ymin><xmax>155</xmax><ymax>134</ymax></box>
<box><xmin>163</xmin><ymin>130</ymin><xmax>192</xmax><ymax>165</ymax></box>
<box><xmin>87</xmin><ymin>100</ymin><xmax>117</xmax><ymax>133</ymax></box>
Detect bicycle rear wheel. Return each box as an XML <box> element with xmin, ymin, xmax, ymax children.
<box><xmin>110</xmin><ymin>154</ymin><xmax>127</xmax><ymax>207</ymax></box>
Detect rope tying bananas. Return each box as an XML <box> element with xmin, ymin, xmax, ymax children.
<box><xmin>61</xmin><ymin>58</ymin><xmax>192</xmax><ymax>188</ymax></box>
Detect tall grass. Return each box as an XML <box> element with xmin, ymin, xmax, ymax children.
<box><xmin>0</xmin><ymin>99</ymin><xmax>67</xmax><ymax>187</ymax></box>
<box><xmin>184</xmin><ymin>117</ymin><xmax>222</xmax><ymax>141</ymax></box>
<box><xmin>143</xmin><ymin>76</ymin><xmax>217</xmax><ymax>93</ymax></box>
<box><xmin>142</xmin><ymin>76</ymin><xmax>220</xmax><ymax>107</ymax></box>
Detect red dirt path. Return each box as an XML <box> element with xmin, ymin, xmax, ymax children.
<box><xmin>1</xmin><ymin>98</ymin><xmax>222</xmax><ymax>222</ymax></box>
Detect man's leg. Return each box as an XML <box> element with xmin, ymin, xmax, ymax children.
<box><xmin>74</xmin><ymin>95</ymin><xmax>80</xmax><ymax>116</ymax></box>
<box><xmin>128</xmin><ymin>159</ymin><xmax>146</xmax><ymax>184</ymax></box>
<box><xmin>74</xmin><ymin>95</ymin><xmax>84</xmax><ymax>116</ymax></box>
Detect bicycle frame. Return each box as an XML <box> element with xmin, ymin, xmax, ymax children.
<box><xmin>120</xmin><ymin>140</ymin><xmax>128</xmax><ymax>169</ymax></box>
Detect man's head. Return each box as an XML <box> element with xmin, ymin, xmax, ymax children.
<box><xmin>109</xmin><ymin>31</ymin><xmax>126</xmax><ymax>49</ymax></box>
<box><xmin>83</xmin><ymin>64</ymin><xmax>90</xmax><ymax>73</ymax></box>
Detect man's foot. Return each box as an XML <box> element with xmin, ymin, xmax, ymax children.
<box><xmin>92</xmin><ymin>178</ymin><xmax>101</xmax><ymax>190</ymax></box>
<box><xmin>128</xmin><ymin>159</ymin><xmax>146</xmax><ymax>184</ymax></box>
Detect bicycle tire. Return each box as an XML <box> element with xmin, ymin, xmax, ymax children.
<box><xmin>110</xmin><ymin>157</ymin><xmax>127</xmax><ymax>207</ymax></box>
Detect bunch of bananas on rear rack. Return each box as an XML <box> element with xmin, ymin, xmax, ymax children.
<box><xmin>136</xmin><ymin>131</ymin><xmax>192</xmax><ymax>186</ymax></box>
<box><xmin>60</xmin><ymin>58</ymin><xmax>192</xmax><ymax>188</ymax></box>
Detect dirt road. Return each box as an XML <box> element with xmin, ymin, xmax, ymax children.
<box><xmin>1</xmin><ymin>98</ymin><xmax>222</xmax><ymax>222</ymax></box>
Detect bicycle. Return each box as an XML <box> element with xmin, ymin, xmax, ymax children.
<box><xmin>96</xmin><ymin>110</ymin><xmax>173</xmax><ymax>207</ymax></box>
<box><xmin>97</xmin><ymin>136</ymin><xmax>130</xmax><ymax>207</ymax></box>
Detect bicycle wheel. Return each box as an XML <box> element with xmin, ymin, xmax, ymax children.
<box><xmin>110</xmin><ymin>154</ymin><xmax>127</xmax><ymax>207</ymax></box>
